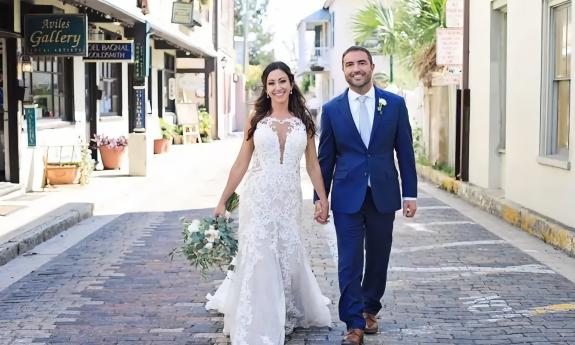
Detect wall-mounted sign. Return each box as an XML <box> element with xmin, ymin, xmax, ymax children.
<box><xmin>446</xmin><ymin>0</ymin><xmax>464</xmax><ymax>28</ymax></box>
<box><xmin>436</xmin><ymin>28</ymin><xmax>463</xmax><ymax>65</ymax></box>
<box><xmin>24</xmin><ymin>105</ymin><xmax>37</xmax><ymax>147</ymax></box>
<box><xmin>168</xmin><ymin>77</ymin><xmax>176</xmax><ymax>100</ymax></box>
<box><xmin>24</xmin><ymin>14</ymin><xmax>87</xmax><ymax>56</ymax></box>
<box><xmin>172</xmin><ymin>1</ymin><xmax>194</xmax><ymax>25</ymax></box>
<box><xmin>134</xmin><ymin>86</ymin><xmax>146</xmax><ymax>132</ymax></box>
<box><xmin>133</xmin><ymin>41</ymin><xmax>149</xmax><ymax>84</ymax></box>
<box><xmin>84</xmin><ymin>40</ymin><xmax>134</xmax><ymax>62</ymax></box>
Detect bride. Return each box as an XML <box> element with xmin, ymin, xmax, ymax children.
<box><xmin>208</xmin><ymin>61</ymin><xmax>332</xmax><ymax>344</ymax></box>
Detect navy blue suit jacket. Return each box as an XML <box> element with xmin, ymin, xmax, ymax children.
<box><xmin>315</xmin><ymin>87</ymin><xmax>417</xmax><ymax>214</ymax></box>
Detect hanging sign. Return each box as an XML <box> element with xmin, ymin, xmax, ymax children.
<box><xmin>24</xmin><ymin>14</ymin><xmax>87</xmax><ymax>56</ymax></box>
<box><xmin>84</xmin><ymin>40</ymin><xmax>134</xmax><ymax>62</ymax></box>
<box><xmin>172</xmin><ymin>1</ymin><xmax>194</xmax><ymax>25</ymax></box>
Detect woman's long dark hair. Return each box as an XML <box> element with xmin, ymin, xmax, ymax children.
<box><xmin>247</xmin><ymin>61</ymin><xmax>316</xmax><ymax>140</ymax></box>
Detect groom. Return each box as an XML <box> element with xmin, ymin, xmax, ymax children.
<box><xmin>314</xmin><ymin>46</ymin><xmax>417</xmax><ymax>345</ymax></box>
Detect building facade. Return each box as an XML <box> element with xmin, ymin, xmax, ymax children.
<box><xmin>0</xmin><ymin>0</ymin><xmax>236</xmax><ymax>191</ymax></box>
<box><xmin>469</xmin><ymin>0</ymin><xmax>575</xmax><ymax>227</ymax></box>
<box><xmin>297</xmin><ymin>0</ymin><xmax>392</xmax><ymax>106</ymax></box>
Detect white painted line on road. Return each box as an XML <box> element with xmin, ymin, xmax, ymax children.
<box><xmin>416</xmin><ymin>206</ymin><xmax>453</xmax><ymax>210</ymax></box>
<box><xmin>389</xmin><ymin>264</ymin><xmax>557</xmax><ymax>274</ymax></box>
<box><xmin>398</xmin><ymin>221</ymin><xmax>477</xmax><ymax>234</ymax></box>
<box><xmin>421</xmin><ymin>221</ymin><xmax>476</xmax><ymax>226</ymax></box>
<box><xmin>402</xmin><ymin>223</ymin><xmax>437</xmax><ymax>233</ymax></box>
<box><xmin>392</xmin><ymin>240</ymin><xmax>507</xmax><ymax>253</ymax></box>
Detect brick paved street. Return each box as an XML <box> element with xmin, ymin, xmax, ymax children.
<box><xmin>1</xmin><ymin>141</ymin><xmax>575</xmax><ymax>344</ymax></box>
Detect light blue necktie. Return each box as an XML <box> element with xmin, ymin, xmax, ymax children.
<box><xmin>358</xmin><ymin>95</ymin><xmax>371</xmax><ymax>148</ymax></box>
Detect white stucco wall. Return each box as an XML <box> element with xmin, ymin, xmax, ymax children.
<box><xmin>501</xmin><ymin>0</ymin><xmax>575</xmax><ymax>227</ymax></box>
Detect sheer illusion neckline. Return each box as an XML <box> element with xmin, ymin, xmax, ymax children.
<box><xmin>267</xmin><ymin>116</ymin><xmax>299</xmax><ymax>123</ymax></box>
<box><xmin>261</xmin><ymin>116</ymin><xmax>303</xmax><ymax>165</ymax></box>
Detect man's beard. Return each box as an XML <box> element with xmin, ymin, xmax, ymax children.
<box><xmin>346</xmin><ymin>74</ymin><xmax>372</xmax><ymax>89</ymax></box>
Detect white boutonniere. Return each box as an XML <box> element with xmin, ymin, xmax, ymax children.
<box><xmin>377</xmin><ymin>98</ymin><xmax>387</xmax><ymax>114</ymax></box>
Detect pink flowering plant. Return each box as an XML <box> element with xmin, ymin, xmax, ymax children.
<box><xmin>91</xmin><ymin>134</ymin><xmax>128</xmax><ymax>149</ymax></box>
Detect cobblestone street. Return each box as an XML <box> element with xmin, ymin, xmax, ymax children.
<box><xmin>1</xmin><ymin>142</ymin><xmax>575</xmax><ymax>345</ymax></box>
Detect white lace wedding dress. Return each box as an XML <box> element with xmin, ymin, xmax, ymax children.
<box><xmin>205</xmin><ymin>116</ymin><xmax>331</xmax><ymax>345</ymax></box>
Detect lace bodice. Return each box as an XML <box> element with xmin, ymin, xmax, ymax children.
<box><xmin>250</xmin><ymin>116</ymin><xmax>308</xmax><ymax>172</ymax></box>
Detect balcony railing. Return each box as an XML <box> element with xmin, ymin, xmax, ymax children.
<box><xmin>307</xmin><ymin>46</ymin><xmax>330</xmax><ymax>71</ymax></box>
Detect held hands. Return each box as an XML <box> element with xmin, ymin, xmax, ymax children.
<box><xmin>213</xmin><ymin>203</ymin><xmax>227</xmax><ymax>218</ymax></box>
<box><xmin>314</xmin><ymin>199</ymin><xmax>330</xmax><ymax>224</ymax></box>
<box><xmin>403</xmin><ymin>200</ymin><xmax>417</xmax><ymax>218</ymax></box>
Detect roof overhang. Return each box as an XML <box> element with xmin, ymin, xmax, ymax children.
<box><xmin>65</xmin><ymin>0</ymin><xmax>146</xmax><ymax>25</ymax></box>
<box><xmin>148</xmin><ymin>20</ymin><xmax>217</xmax><ymax>57</ymax></box>
<box><xmin>299</xmin><ymin>8</ymin><xmax>330</xmax><ymax>30</ymax></box>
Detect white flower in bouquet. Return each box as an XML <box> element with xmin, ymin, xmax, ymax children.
<box><xmin>204</xmin><ymin>242</ymin><xmax>214</xmax><ymax>250</ymax></box>
<box><xmin>187</xmin><ymin>219</ymin><xmax>201</xmax><ymax>234</ymax></box>
<box><xmin>205</xmin><ymin>227</ymin><xmax>221</xmax><ymax>243</ymax></box>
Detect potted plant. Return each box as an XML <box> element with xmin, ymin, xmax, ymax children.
<box><xmin>154</xmin><ymin>118</ymin><xmax>175</xmax><ymax>154</ymax></box>
<box><xmin>199</xmin><ymin>107</ymin><xmax>212</xmax><ymax>143</ymax></box>
<box><xmin>45</xmin><ymin>144</ymin><xmax>94</xmax><ymax>185</ymax></box>
<box><xmin>173</xmin><ymin>125</ymin><xmax>184</xmax><ymax>145</ymax></box>
<box><xmin>92</xmin><ymin>134</ymin><xmax>128</xmax><ymax>170</ymax></box>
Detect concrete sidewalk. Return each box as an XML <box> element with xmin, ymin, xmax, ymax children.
<box><xmin>417</xmin><ymin>164</ymin><xmax>575</xmax><ymax>257</ymax></box>
<box><xmin>0</xmin><ymin>141</ymin><xmax>226</xmax><ymax>267</ymax></box>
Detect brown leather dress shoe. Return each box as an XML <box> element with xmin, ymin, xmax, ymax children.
<box><xmin>363</xmin><ymin>312</ymin><xmax>378</xmax><ymax>334</ymax></box>
<box><xmin>342</xmin><ymin>328</ymin><xmax>364</xmax><ymax>345</ymax></box>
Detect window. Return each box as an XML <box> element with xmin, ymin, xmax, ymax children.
<box><xmin>492</xmin><ymin>1</ymin><xmax>507</xmax><ymax>151</ymax></box>
<box><xmin>99</xmin><ymin>62</ymin><xmax>122</xmax><ymax>116</ymax></box>
<box><xmin>541</xmin><ymin>0</ymin><xmax>571</xmax><ymax>163</ymax></box>
<box><xmin>24</xmin><ymin>56</ymin><xmax>72</xmax><ymax>121</ymax></box>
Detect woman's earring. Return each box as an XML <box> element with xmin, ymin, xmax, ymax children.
<box><xmin>267</xmin><ymin>93</ymin><xmax>270</xmax><ymax>98</ymax></box>
<box><xmin>290</xmin><ymin>90</ymin><xmax>292</xmax><ymax>94</ymax></box>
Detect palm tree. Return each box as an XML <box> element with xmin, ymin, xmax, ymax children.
<box><xmin>353</xmin><ymin>2</ymin><xmax>397</xmax><ymax>81</ymax></box>
<box><xmin>353</xmin><ymin>0</ymin><xmax>447</xmax><ymax>84</ymax></box>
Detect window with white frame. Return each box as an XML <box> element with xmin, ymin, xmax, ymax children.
<box><xmin>541</xmin><ymin>0</ymin><xmax>571</xmax><ymax>163</ymax></box>
<box><xmin>492</xmin><ymin>0</ymin><xmax>507</xmax><ymax>151</ymax></box>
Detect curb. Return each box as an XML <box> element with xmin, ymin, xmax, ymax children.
<box><xmin>0</xmin><ymin>203</ymin><xmax>94</xmax><ymax>266</ymax></box>
<box><xmin>417</xmin><ymin>164</ymin><xmax>575</xmax><ymax>257</ymax></box>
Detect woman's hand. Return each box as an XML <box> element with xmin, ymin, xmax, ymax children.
<box><xmin>213</xmin><ymin>203</ymin><xmax>226</xmax><ymax>218</ymax></box>
<box><xmin>314</xmin><ymin>199</ymin><xmax>330</xmax><ymax>224</ymax></box>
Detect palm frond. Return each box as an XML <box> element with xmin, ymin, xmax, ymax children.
<box><xmin>352</xmin><ymin>2</ymin><xmax>397</xmax><ymax>55</ymax></box>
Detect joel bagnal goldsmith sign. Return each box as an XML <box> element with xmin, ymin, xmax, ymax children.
<box><xmin>24</xmin><ymin>14</ymin><xmax>87</xmax><ymax>56</ymax></box>
<box><xmin>84</xmin><ymin>40</ymin><xmax>134</xmax><ymax>62</ymax></box>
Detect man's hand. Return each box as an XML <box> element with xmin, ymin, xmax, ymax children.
<box><xmin>403</xmin><ymin>200</ymin><xmax>417</xmax><ymax>218</ymax></box>
<box><xmin>314</xmin><ymin>200</ymin><xmax>330</xmax><ymax>224</ymax></box>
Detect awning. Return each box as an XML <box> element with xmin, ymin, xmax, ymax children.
<box><xmin>299</xmin><ymin>8</ymin><xmax>330</xmax><ymax>30</ymax></box>
<box><xmin>148</xmin><ymin>19</ymin><xmax>217</xmax><ymax>57</ymax></box>
<box><xmin>66</xmin><ymin>0</ymin><xmax>147</xmax><ymax>25</ymax></box>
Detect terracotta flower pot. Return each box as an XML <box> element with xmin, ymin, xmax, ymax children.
<box><xmin>99</xmin><ymin>146</ymin><xmax>125</xmax><ymax>170</ymax></box>
<box><xmin>45</xmin><ymin>165</ymin><xmax>79</xmax><ymax>185</ymax></box>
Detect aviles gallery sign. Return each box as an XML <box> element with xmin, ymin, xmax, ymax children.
<box><xmin>24</xmin><ymin>14</ymin><xmax>87</xmax><ymax>56</ymax></box>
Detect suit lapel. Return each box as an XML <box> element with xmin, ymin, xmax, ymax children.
<box><xmin>337</xmin><ymin>89</ymin><xmax>365</xmax><ymax>148</ymax></box>
<box><xmin>369</xmin><ymin>87</ymin><xmax>385</xmax><ymax>149</ymax></box>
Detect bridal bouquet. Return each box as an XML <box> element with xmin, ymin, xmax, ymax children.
<box><xmin>171</xmin><ymin>193</ymin><xmax>239</xmax><ymax>276</ymax></box>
